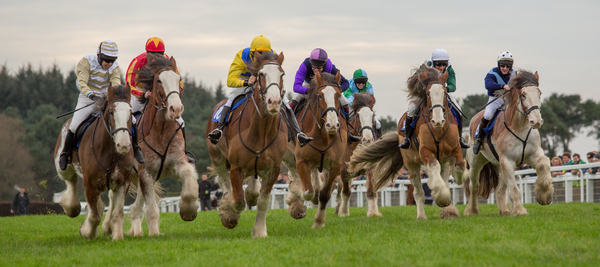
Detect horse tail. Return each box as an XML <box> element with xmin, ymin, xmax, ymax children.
<box><xmin>127</xmin><ymin>177</ymin><xmax>165</xmax><ymax>200</ymax></box>
<box><xmin>478</xmin><ymin>163</ymin><xmax>499</xmax><ymax>199</ymax></box>
<box><xmin>348</xmin><ymin>132</ymin><xmax>403</xmax><ymax>191</ymax></box>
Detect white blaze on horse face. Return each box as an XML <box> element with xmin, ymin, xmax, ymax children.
<box><xmin>322</xmin><ymin>86</ymin><xmax>339</xmax><ymax>133</ymax></box>
<box><xmin>429</xmin><ymin>84</ymin><xmax>446</xmax><ymax>128</ymax></box>
<box><xmin>158</xmin><ymin>70</ymin><xmax>184</xmax><ymax>120</ymax></box>
<box><xmin>113</xmin><ymin>102</ymin><xmax>132</xmax><ymax>154</ymax></box>
<box><xmin>260</xmin><ymin>65</ymin><xmax>283</xmax><ymax>114</ymax></box>
<box><xmin>522</xmin><ymin>86</ymin><xmax>543</xmax><ymax>129</ymax></box>
<box><xmin>357</xmin><ymin>107</ymin><xmax>375</xmax><ymax>144</ymax></box>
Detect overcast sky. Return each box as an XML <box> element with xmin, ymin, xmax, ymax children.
<box><xmin>2</xmin><ymin>0</ymin><xmax>599</xmax><ymax>153</ymax></box>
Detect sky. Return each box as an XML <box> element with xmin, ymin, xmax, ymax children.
<box><xmin>1</xmin><ymin>0</ymin><xmax>599</xmax><ymax>154</ymax></box>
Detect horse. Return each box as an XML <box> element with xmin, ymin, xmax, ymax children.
<box><xmin>282</xmin><ymin>71</ymin><xmax>347</xmax><ymax>228</ymax></box>
<box><xmin>348</xmin><ymin>66</ymin><xmax>468</xmax><ymax>220</ymax></box>
<box><xmin>53</xmin><ymin>84</ymin><xmax>134</xmax><ymax>240</ymax></box>
<box><xmin>334</xmin><ymin>93</ymin><xmax>377</xmax><ymax>217</ymax></box>
<box><xmin>126</xmin><ymin>56</ymin><xmax>199</xmax><ymax>236</ymax></box>
<box><xmin>206</xmin><ymin>51</ymin><xmax>287</xmax><ymax>238</ymax></box>
<box><xmin>464</xmin><ymin>70</ymin><xmax>553</xmax><ymax>216</ymax></box>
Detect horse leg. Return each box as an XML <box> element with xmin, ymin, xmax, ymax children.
<box><xmin>464</xmin><ymin>154</ymin><xmax>486</xmax><ymax>216</ymax></box>
<box><xmin>311</xmin><ymin>169</ymin><xmax>323</xmax><ymax>205</ymax></box>
<box><xmin>80</xmin><ymin>186</ymin><xmax>102</xmax><ymax>239</ymax></box>
<box><xmin>59</xmin><ymin>171</ymin><xmax>81</xmax><ymax>218</ymax></box>
<box><xmin>219</xmin><ymin>167</ymin><xmax>245</xmax><ymax>229</ymax></box>
<box><xmin>499</xmin><ymin>158</ymin><xmax>528</xmax><ymax>216</ymax></box>
<box><xmin>407</xmin><ymin>164</ymin><xmax>426</xmax><ymax>220</ymax></box>
<box><xmin>529</xmin><ymin>149</ymin><xmax>554</xmax><ymax>205</ymax></box>
<box><xmin>253</xmin><ymin>167</ymin><xmax>280</xmax><ymax>238</ymax></box>
<box><xmin>102</xmin><ymin>190</ymin><xmax>115</xmax><ymax>236</ymax></box>
<box><xmin>108</xmin><ymin>185</ymin><xmax>127</xmax><ymax>240</ymax></box>
<box><xmin>334</xmin><ymin>177</ymin><xmax>342</xmax><ymax>215</ymax></box>
<box><xmin>245</xmin><ymin>175</ymin><xmax>261</xmax><ymax>207</ymax></box>
<box><xmin>128</xmin><ymin>178</ymin><xmax>145</xmax><ymax>236</ymax></box>
<box><xmin>338</xmin><ymin>174</ymin><xmax>353</xmax><ymax>217</ymax></box>
<box><xmin>140</xmin><ymin>169</ymin><xmax>161</xmax><ymax>236</ymax></box>
<box><xmin>420</xmin><ymin>149</ymin><xmax>451</xmax><ymax>207</ymax></box>
<box><xmin>296</xmin><ymin>160</ymin><xmax>315</xmax><ymax>201</ymax></box>
<box><xmin>494</xmin><ymin>174</ymin><xmax>510</xmax><ymax>216</ymax></box>
<box><xmin>439</xmin><ymin>161</ymin><xmax>459</xmax><ymax>219</ymax></box>
<box><xmin>176</xmin><ymin>161</ymin><xmax>199</xmax><ymax>221</ymax></box>
<box><xmin>285</xmin><ymin>165</ymin><xmax>307</xmax><ymax>220</ymax></box>
<box><xmin>313</xmin><ymin>164</ymin><xmax>341</xmax><ymax>228</ymax></box>
<box><xmin>366</xmin><ymin>170</ymin><xmax>382</xmax><ymax>217</ymax></box>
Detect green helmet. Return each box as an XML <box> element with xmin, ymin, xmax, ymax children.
<box><xmin>353</xmin><ymin>69</ymin><xmax>368</xmax><ymax>80</ymax></box>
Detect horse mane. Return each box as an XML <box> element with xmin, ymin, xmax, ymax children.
<box><xmin>251</xmin><ymin>51</ymin><xmax>278</xmax><ymax>76</ymax></box>
<box><xmin>135</xmin><ymin>56</ymin><xmax>173</xmax><ymax>93</ymax></box>
<box><xmin>112</xmin><ymin>84</ymin><xmax>129</xmax><ymax>101</ymax></box>
<box><xmin>350</xmin><ymin>93</ymin><xmax>375</xmax><ymax>111</ymax></box>
<box><xmin>405</xmin><ymin>66</ymin><xmax>441</xmax><ymax>100</ymax></box>
<box><xmin>499</xmin><ymin>69</ymin><xmax>539</xmax><ymax>107</ymax></box>
<box><xmin>307</xmin><ymin>72</ymin><xmax>338</xmax><ymax>105</ymax></box>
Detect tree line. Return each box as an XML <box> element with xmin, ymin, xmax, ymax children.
<box><xmin>1</xmin><ymin>63</ymin><xmax>598</xmax><ymax>201</ymax></box>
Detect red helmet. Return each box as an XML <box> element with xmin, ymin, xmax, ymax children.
<box><xmin>145</xmin><ymin>37</ymin><xmax>165</xmax><ymax>52</ymax></box>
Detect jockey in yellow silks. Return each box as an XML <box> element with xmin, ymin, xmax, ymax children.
<box><xmin>207</xmin><ymin>35</ymin><xmax>313</xmax><ymax>147</ymax></box>
<box><xmin>125</xmin><ymin>37</ymin><xmax>194</xmax><ymax>163</ymax></box>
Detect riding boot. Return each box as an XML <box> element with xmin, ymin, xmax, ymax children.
<box><xmin>376</xmin><ymin>127</ymin><xmax>382</xmax><ymax>138</ymax></box>
<box><xmin>458</xmin><ymin>125</ymin><xmax>470</xmax><ymax>149</ymax></box>
<box><xmin>399</xmin><ymin>116</ymin><xmax>415</xmax><ymax>149</ymax></box>
<box><xmin>283</xmin><ymin>104</ymin><xmax>313</xmax><ymax>147</ymax></box>
<box><xmin>290</xmin><ymin>99</ymin><xmax>298</xmax><ymax>110</ymax></box>
<box><xmin>181</xmin><ymin>126</ymin><xmax>196</xmax><ymax>164</ymax></box>
<box><xmin>473</xmin><ymin>118</ymin><xmax>490</xmax><ymax>155</ymax></box>
<box><xmin>208</xmin><ymin>105</ymin><xmax>231</xmax><ymax>144</ymax></box>
<box><xmin>131</xmin><ymin>123</ymin><xmax>145</xmax><ymax>163</ymax></box>
<box><xmin>343</xmin><ymin>104</ymin><xmax>361</xmax><ymax>144</ymax></box>
<box><xmin>59</xmin><ymin>130</ymin><xmax>75</xmax><ymax>171</ymax></box>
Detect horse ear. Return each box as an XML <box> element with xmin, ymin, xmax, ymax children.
<box><xmin>440</xmin><ymin>70</ymin><xmax>449</xmax><ymax>83</ymax></box>
<box><xmin>534</xmin><ymin>71</ymin><xmax>539</xmax><ymax>82</ymax></box>
<box><xmin>277</xmin><ymin>51</ymin><xmax>284</xmax><ymax>65</ymax></box>
<box><xmin>334</xmin><ymin>71</ymin><xmax>342</xmax><ymax>85</ymax></box>
<box><xmin>125</xmin><ymin>82</ymin><xmax>132</xmax><ymax>101</ymax></box>
<box><xmin>170</xmin><ymin>57</ymin><xmax>177</xmax><ymax>69</ymax></box>
<box><xmin>315</xmin><ymin>70</ymin><xmax>324</xmax><ymax>84</ymax></box>
<box><xmin>255</xmin><ymin>51</ymin><xmax>263</xmax><ymax>62</ymax></box>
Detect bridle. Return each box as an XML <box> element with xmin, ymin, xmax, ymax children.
<box><xmin>147</xmin><ymin>68</ymin><xmax>182</xmax><ymax>111</ymax></box>
<box><xmin>418</xmin><ymin>81</ymin><xmax>451</xmax><ymax>160</ymax></box>
<box><xmin>250</xmin><ymin>62</ymin><xmax>284</xmax><ymax>118</ymax></box>
<box><xmin>352</xmin><ymin>105</ymin><xmax>376</xmax><ymax>140</ymax></box>
<box><xmin>422</xmin><ymin>82</ymin><xmax>450</xmax><ymax>120</ymax></box>
<box><xmin>515</xmin><ymin>84</ymin><xmax>540</xmax><ymax>117</ymax></box>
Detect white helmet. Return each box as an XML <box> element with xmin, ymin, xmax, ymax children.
<box><xmin>97</xmin><ymin>40</ymin><xmax>119</xmax><ymax>57</ymax></box>
<box><xmin>497</xmin><ymin>51</ymin><xmax>513</xmax><ymax>62</ymax></box>
<box><xmin>431</xmin><ymin>48</ymin><xmax>449</xmax><ymax>61</ymax></box>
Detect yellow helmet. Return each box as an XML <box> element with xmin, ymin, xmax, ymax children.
<box><xmin>250</xmin><ymin>35</ymin><xmax>271</xmax><ymax>52</ymax></box>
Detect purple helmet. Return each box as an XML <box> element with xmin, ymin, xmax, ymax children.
<box><xmin>309</xmin><ymin>48</ymin><xmax>328</xmax><ymax>67</ymax></box>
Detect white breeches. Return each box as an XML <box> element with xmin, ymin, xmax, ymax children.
<box><xmin>484</xmin><ymin>96</ymin><xmax>504</xmax><ymax>120</ymax></box>
<box><xmin>69</xmin><ymin>93</ymin><xmax>103</xmax><ymax>133</ymax></box>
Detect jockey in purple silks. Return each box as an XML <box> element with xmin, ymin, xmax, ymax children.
<box><xmin>290</xmin><ymin>48</ymin><xmax>360</xmax><ymax>144</ymax></box>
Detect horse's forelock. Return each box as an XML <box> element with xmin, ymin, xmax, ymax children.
<box><xmin>251</xmin><ymin>51</ymin><xmax>279</xmax><ymax>76</ymax></box>
<box><xmin>351</xmin><ymin>93</ymin><xmax>374</xmax><ymax>111</ymax></box>
<box><xmin>508</xmin><ymin>70</ymin><xmax>539</xmax><ymax>90</ymax></box>
<box><xmin>406</xmin><ymin>66</ymin><xmax>440</xmax><ymax>99</ymax></box>
<box><xmin>307</xmin><ymin>72</ymin><xmax>337</xmax><ymax>105</ymax></box>
<box><xmin>112</xmin><ymin>85</ymin><xmax>129</xmax><ymax>101</ymax></box>
<box><xmin>135</xmin><ymin>56</ymin><xmax>174</xmax><ymax>93</ymax></box>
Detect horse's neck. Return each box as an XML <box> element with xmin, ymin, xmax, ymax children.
<box><xmin>93</xmin><ymin>114</ymin><xmax>114</xmax><ymax>154</ymax></box>
<box><xmin>245</xmin><ymin>104</ymin><xmax>280</xmax><ymax>139</ymax></box>
<box><xmin>307</xmin><ymin>105</ymin><xmax>340</xmax><ymax>142</ymax></box>
<box><xmin>504</xmin><ymin>105</ymin><xmax>529</xmax><ymax>134</ymax></box>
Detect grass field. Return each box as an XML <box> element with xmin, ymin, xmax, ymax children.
<box><xmin>1</xmin><ymin>202</ymin><xmax>599</xmax><ymax>266</ymax></box>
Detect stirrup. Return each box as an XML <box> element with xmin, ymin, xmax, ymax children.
<box><xmin>460</xmin><ymin>137</ymin><xmax>470</xmax><ymax>149</ymax></box>
<box><xmin>473</xmin><ymin>139</ymin><xmax>483</xmax><ymax>154</ymax></box>
<box><xmin>297</xmin><ymin>133</ymin><xmax>312</xmax><ymax>147</ymax></box>
<box><xmin>208</xmin><ymin>129</ymin><xmax>222</xmax><ymax>144</ymax></box>
<box><xmin>133</xmin><ymin>148</ymin><xmax>144</xmax><ymax>163</ymax></box>
<box><xmin>186</xmin><ymin>151</ymin><xmax>197</xmax><ymax>164</ymax></box>
<box><xmin>399</xmin><ymin>137</ymin><xmax>411</xmax><ymax>149</ymax></box>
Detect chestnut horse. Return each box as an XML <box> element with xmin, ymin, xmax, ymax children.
<box><xmin>334</xmin><ymin>93</ymin><xmax>377</xmax><ymax>217</ymax></box>
<box><xmin>127</xmin><ymin>56</ymin><xmax>199</xmax><ymax>236</ymax></box>
<box><xmin>53</xmin><ymin>84</ymin><xmax>134</xmax><ymax>240</ymax></box>
<box><xmin>464</xmin><ymin>70</ymin><xmax>553</xmax><ymax>216</ymax></box>
<box><xmin>349</xmin><ymin>66</ymin><xmax>468</xmax><ymax>220</ymax></box>
<box><xmin>282</xmin><ymin>71</ymin><xmax>347</xmax><ymax>228</ymax></box>
<box><xmin>206</xmin><ymin>51</ymin><xmax>287</xmax><ymax>238</ymax></box>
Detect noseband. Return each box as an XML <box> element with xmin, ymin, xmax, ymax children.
<box><xmin>317</xmin><ymin>83</ymin><xmax>341</xmax><ymax>120</ymax></box>
<box><xmin>517</xmin><ymin>85</ymin><xmax>540</xmax><ymax>116</ymax></box>
<box><xmin>354</xmin><ymin>105</ymin><xmax>375</xmax><ymax>137</ymax></box>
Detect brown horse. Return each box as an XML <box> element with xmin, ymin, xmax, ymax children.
<box><xmin>54</xmin><ymin>84</ymin><xmax>134</xmax><ymax>240</ymax></box>
<box><xmin>349</xmin><ymin>66</ymin><xmax>468</xmax><ymax>220</ymax></box>
<box><xmin>282</xmin><ymin>71</ymin><xmax>347</xmax><ymax>228</ymax></box>
<box><xmin>464</xmin><ymin>70</ymin><xmax>553</xmax><ymax>216</ymax></box>
<box><xmin>126</xmin><ymin>56</ymin><xmax>199</xmax><ymax>236</ymax></box>
<box><xmin>206</xmin><ymin>51</ymin><xmax>287</xmax><ymax>238</ymax></box>
<box><xmin>334</xmin><ymin>93</ymin><xmax>377</xmax><ymax>217</ymax></box>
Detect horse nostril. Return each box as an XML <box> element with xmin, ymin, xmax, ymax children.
<box><xmin>336</xmin><ymin>123</ymin><xmax>340</xmax><ymax>128</ymax></box>
<box><xmin>268</xmin><ymin>99</ymin><xmax>272</xmax><ymax>105</ymax></box>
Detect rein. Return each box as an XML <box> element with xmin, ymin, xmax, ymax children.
<box><xmin>147</xmin><ymin>68</ymin><xmax>182</xmax><ymax>111</ymax></box>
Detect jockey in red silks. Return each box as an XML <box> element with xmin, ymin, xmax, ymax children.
<box><xmin>207</xmin><ymin>35</ymin><xmax>313</xmax><ymax>147</ymax></box>
<box><xmin>125</xmin><ymin>37</ymin><xmax>194</xmax><ymax>163</ymax></box>
<box><xmin>290</xmin><ymin>48</ymin><xmax>360</xmax><ymax>144</ymax></box>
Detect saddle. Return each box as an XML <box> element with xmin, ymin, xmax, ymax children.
<box><xmin>74</xmin><ymin>113</ymin><xmax>100</xmax><ymax>148</ymax></box>
<box><xmin>474</xmin><ymin>109</ymin><xmax>503</xmax><ymax>161</ymax></box>
<box><xmin>211</xmin><ymin>93</ymin><xmax>250</xmax><ymax>124</ymax></box>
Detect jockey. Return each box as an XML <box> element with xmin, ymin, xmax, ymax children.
<box><xmin>207</xmin><ymin>35</ymin><xmax>313</xmax><ymax>147</ymax></box>
<box><xmin>126</xmin><ymin>37</ymin><xmax>195</xmax><ymax>163</ymax></box>
<box><xmin>59</xmin><ymin>40</ymin><xmax>143</xmax><ymax>170</ymax></box>
<box><xmin>343</xmin><ymin>69</ymin><xmax>382</xmax><ymax>137</ymax></box>
<box><xmin>399</xmin><ymin>48</ymin><xmax>469</xmax><ymax>149</ymax></box>
<box><xmin>473</xmin><ymin>51</ymin><xmax>515</xmax><ymax>154</ymax></box>
<box><xmin>290</xmin><ymin>48</ymin><xmax>360</xmax><ymax>144</ymax></box>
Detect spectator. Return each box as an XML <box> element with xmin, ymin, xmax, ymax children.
<box><xmin>562</xmin><ymin>152</ymin><xmax>572</xmax><ymax>166</ymax></box>
<box><xmin>211</xmin><ymin>177</ymin><xmax>222</xmax><ymax>209</ymax></box>
<box><xmin>275</xmin><ymin>174</ymin><xmax>286</xmax><ymax>184</ymax></box>
<box><xmin>11</xmin><ymin>188</ymin><xmax>29</xmax><ymax>216</ymax></box>
<box><xmin>568</xmin><ymin>153</ymin><xmax>586</xmax><ymax>176</ymax></box>
<box><xmin>551</xmin><ymin>157</ymin><xmax>564</xmax><ymax>178</ymax></box>
<box><xmin>420</xmin><ymin>170</ymin><xmax>434</xmax><ymax>205</ymax></box>
<box><xmin>589</xmin><ymin>154</ymin><xmax>600</xmax><ymax>175</ymax></box>
<box><xmin>518</xmin><ymin>164</ymin><xmax>534</xmax><ymax>178</ymax></box>
<box><xmin>198</xmin><ymin>174</ymin><xmax>212</xmax><ymax>211</ymax></box>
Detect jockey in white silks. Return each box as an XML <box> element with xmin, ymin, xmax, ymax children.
<box><xmin>399</xmin><ymin>48</ymin><xmax>469</xmax><ymax>149</ymax></box>
<box><xmin>58</xmin><ymin>40</ymin><xmax>144</xmax><ymax>171</ymax></box>
<box><xmin>472</xmin><ymin>51</ymin><xmax>515</xmax><ymax>154</ymax></box>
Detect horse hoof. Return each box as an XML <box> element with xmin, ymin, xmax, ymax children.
<box><xmin>179</xmin><ymin>211</ymin><xmax>197</xmax><ymax>221</ymax></box>
<box><xmin>219</xmin><ymin>211</ymin><xmax>240</xmax><ymax>229</ymax></box>
<box><xmin>288</xmin><ymin>202</ymin><xmax>307</xmax><ymax>220</ymax></box>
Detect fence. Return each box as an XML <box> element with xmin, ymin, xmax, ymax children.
<box><xmin>156</xmin><ymin>162</ymin><xmax>600</xmax><ymax>213</ymax></box>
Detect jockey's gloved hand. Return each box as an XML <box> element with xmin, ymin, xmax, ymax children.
<box><xmin>89</xmin><ymin>94</ymin><xmax>103</xmax><ymax>107</ymax></box>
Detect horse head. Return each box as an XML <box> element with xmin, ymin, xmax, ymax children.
<box><xmin>351</xmin><ymin>93</ymin><xmax>376</xmax><ymax>144</ymax></box>
<box><xmin>106</xmin><ymin>84</ymin><xmax>133</xmax><ymax>154</ymax></box>
<box><xmin>253</xmin><ymin>51</ymin><xmax>285</xmax><ymax>115</ymax></box>
<box><xmin>314</xmin><ymin>71</ymin><xmax>342</xmax><ymax>134</ymax></box>
<box><xmin>146</xmin><ymin>56</ymin><xmax>184</xmax><ymax>120</ymax></box>
<box><xmin>422</xmin><ymin>68</ymin><xmax>449</xmax><ymax>129</ymax></box>
<box><xmin>508</xmin><ymin>70</ymin><xmax>543</xmax><ymax>129</ymax></box>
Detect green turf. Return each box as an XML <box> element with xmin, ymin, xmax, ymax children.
<box><xmin>1</xmin><ymin>203</ymin><xmax>599</xmax><ymax>266</ymax></box>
